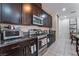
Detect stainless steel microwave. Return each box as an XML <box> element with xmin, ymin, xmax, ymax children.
<box><xmin>33</xmin><ymin>15</ymin><xmax>44</xmax><ymax>25</ymax></box>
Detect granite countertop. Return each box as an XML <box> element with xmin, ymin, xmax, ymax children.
<box><xmin>0</xmin><ymin>36</ymin><xmax>37</xmax><ymax>48</ymax></box>
<box><xmin>74</xmin><ymin>35</ymin><xmax>79</xmax><ymax>38</ymax></box>
<box><xmin>72</xmin><ymin>34</ymin><xmax>79</xmax><ymax>39</ymax></box>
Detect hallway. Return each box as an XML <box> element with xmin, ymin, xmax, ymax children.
<box><xmin>43</xmin><ymin>18</ymin><xmax>77</xmax><ymax>56</ymax></box>
<box><xmin>43</xmin><ymin>38</ymin><xmax>77</xmax><ymax>56</ymax></box>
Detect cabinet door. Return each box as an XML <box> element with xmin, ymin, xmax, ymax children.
<box><xmin>21</xmin><ymin>4</ymin><xmax>32</xmax><ymax>25</ymax></box>
<box><xmin>41</xmin><ymin>11</ymin><xmax>48</xmax><ymax>27</ymax></box>
<box><xmin>41</xmin><ymin>10</ymin><xmax>52</xmax><ymax>27</ymax></box>
<box><xmin>43</xmin><ymin>17</ymin><xmax>48</xmax><ymax>27</ymax></box>
<box><xmin>32</xmin><ymin>3</ymin><xmax>42</xmax><ymax>8</ymax></box>
<box><xmin>26</xmin><ymin>38</ymin><xmax>38</xmax><ymax>56</ymax></box>
<box><xmin>0</xmin><ymin>4</ymin><xmax>1</xmax><ymax>22</ymax></box>
<box><xmin>32</xmin><ymin>5</ymin><xmax>38</xmax><ymax>16</ymax></box>
<box><xmin>32</xmin><ymin>5</ymin><xmax>41</xmax><ymax>16</ymax></box>
<box><xmin>0</xmin><ymin>43</ymin><xmax>21</xmax><ymax>56</ymax></box>
<box><xmin>48</xmin><ymin>15</ymin><xmax>52</xmax><ymax>28</ymax></box>
<box><xmin>2</xmin><ymin>3</ymin><xmax>22</xmax><ymax>24</ymax></box>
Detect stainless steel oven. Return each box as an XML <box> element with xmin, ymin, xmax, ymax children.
<box><xmin>37</xmin><ymin>34</ymin><xmax>48</xmax><ymax>56</ymax></box>
<box><xmin>1</xmin><ymin>29</ymin><xmax>24</xmax><ymax>40</ymax></box>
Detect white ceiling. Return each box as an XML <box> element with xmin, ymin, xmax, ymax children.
<box><xmin>42</xmin><ymin>3</ymin><xmax>79</xmax><ymax>18</ymax></box>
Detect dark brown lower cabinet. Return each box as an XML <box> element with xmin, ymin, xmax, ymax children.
<box><xmin>47</xmin><ymin>31</ymin><xmax>56</xmax><ymax>47</ymax></box>
<box><xmin>0</xmin><ymin>43</ymin><xmax>21</xmax><ymax>56</ymax></box>
<box><xmin>0</xmin><ymin>38</ymin><xmax>38</xmax><ymax>56</ymax></box>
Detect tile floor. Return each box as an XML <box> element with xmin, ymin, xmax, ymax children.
<box><xmin>43</xmin><ymin>38</ymin><xmax>77</xmax><ymax>56</ymax></box>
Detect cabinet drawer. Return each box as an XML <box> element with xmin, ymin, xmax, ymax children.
<box><xmin>0</xmin><ymin>43</ymin><xmax>21</xmax><ymax>56</ymax></box>
<box><xmin>1</xmin><ymin>43</ymin><xmax>21</xmax><ymax>52</ymax></box>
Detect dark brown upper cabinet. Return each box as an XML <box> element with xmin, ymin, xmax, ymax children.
<box><xmin>0</xmin><ymin>4</ymin><xmax>1</xmax><ymax>22</ymax></box>
<box><xmin>21</xmin><ymin>3</ymin><xmax>42</xmax><ymax>25</ymax></box>
<box><xmin>43</xmin><ymin>14</ymin><xmax>49</xmax><ymax>27</ymax></box>
<box><xmin>1</xmin><ymin>3</ymin><xmax>22</xmax><ymax>24</ymax></box>
<box><xmin>21</xmin><ymin>4</ymin><xmax>32</xmax><ymax>25</ymax></box>
<box><xmin>32</xmin><ymin>5</ymin><xmax>52</xmax><ymax>28</ymax></box>
<box><xmin>32</xmin><ymin>5</ymin><xmax>42</xmax><ymax>17</ymax></box>
<box><xmin>43</xmin><ymin>11</ymin><xmax>52</xmax><ymax>28</ymax></box>
<box><xmin>48</xmin><ymin>15</ymin><xmax>52</xmax><ymax>28</ymax></box>
<box><xmin>0</xmin><ymin>3</ymin><xmax>52</xmax><ymax>28</ymax></box>
<box><xmin>32</xmin><ymin>3</ymin><xmax>42</xmax><ymax>8</ymax></box>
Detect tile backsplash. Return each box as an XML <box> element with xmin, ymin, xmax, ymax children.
<box><xmin>0</xmin><ymin>23</ymin><xmax>49</xmax><ymax>32</ymax></box>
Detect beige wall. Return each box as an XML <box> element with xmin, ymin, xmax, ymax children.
<box><xmin>52</xmin><ymin>15</ymin><xmax>56</xmax><ymax>30</ymax></box>
<box><xmin>52</xmin><ymin>14</ymin><xmax>59</xmax><ymax>40</ymax></box>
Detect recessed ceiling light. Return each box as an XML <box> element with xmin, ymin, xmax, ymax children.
<box><xmin>62</xmin><ymin>8</ymin><xmax>66</xmax><ymax>11</ymax></box>
<box><xmin>23</xmin><ymin>4</ymin><xmax>32</xmax><ymax>13</ymax></box>
<box><xmin>64</xmin><ymin>16</ymin><xmax>67</xmax><ymax>18</ymax></box>
<box><xmin>41</xmin><ymin>14</ymin><xmax>46</xmax><ymax>18</ymax></box>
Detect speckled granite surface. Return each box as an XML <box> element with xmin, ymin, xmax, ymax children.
<box><xmin>0</xmin><ymin>36</ymin><xmax>37</xmax><ymax>48</ymax></box>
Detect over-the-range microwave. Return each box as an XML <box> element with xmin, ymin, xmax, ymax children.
<box><xmin>33</xmin><ymin>15</ymin><xmax>44</xmax><ymax>25</ymax></box>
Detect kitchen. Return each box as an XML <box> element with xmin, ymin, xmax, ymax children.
<box><xmin>0</xmin><ymin>3</ymin><xmax>79</xmax><ymax>56</ymax></box>
<box><xmin>0</xmin><ymin>3</ymin><xmax>55</xmax><ymax>56</ymax></box>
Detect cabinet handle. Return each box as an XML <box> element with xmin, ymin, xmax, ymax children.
<box><xmin>11</xmin><ymin>45</ymin><xmax>20</xmax><ymax>49</ymax></box>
